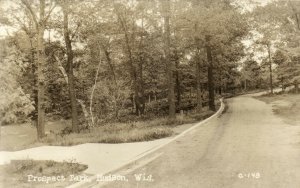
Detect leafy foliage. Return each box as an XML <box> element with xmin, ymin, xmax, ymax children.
<box><xmin>0</xmin><ymin>0</ymin><xmax>255</xmax><ymax>132</ymax></box>
<box><xmin>0</xmin><ymin>40</ymin><xmax>34</xmax><ymax>124</ymax></box>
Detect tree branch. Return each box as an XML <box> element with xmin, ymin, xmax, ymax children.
<box><xmin>54</xmin><ymin>55</ymin><xmax>68</xmax><ymax>83</ymax></box>
<box><xmin>44</xmin><ymin>3</ymin><xmax>56</xmax><ymax>22</ymax></box>
<box><xmin>21</xmin><ymin>0</ymin><xmax>38</xmax><ymax>27</ymax></box>
<box><xmin>70</xmin><ymin>23</ymin><xmax>81</xmax><ymax>41</ymax></box>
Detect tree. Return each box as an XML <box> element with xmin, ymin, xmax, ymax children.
<box><xmin>241</xmin><ymin>59</ymin><xmax>262</xmax><ymax>90</ymax></box>
<box><xmin>59</xmin><ymin>0</ymin><xmax>79</xmax><ymax>132</ymax></box>
<box><xmin>273</xmin><ymin>50</ymin><xmax>300</xmax><ymax>93</ymax></box>
<box><xmin>251</xmin><ymin>0</ymin><xmax>300</xmax><ymax>93</ymax></box>
<box><xmin>0</xmin><ymin>0</ymin><xmax>250</xmax><ymax>129</ymax></box>
<box><xmin>205</xmin><ymin>35</ymin><xmax>216</xmax><ymax>110</ymax></box>
<box><xmin>176</xmin><ymin>0</ymin><xmax>248</xmax><ymax>110</ymax></box>
<box><xmin>162</xmin><ymin>0</ymin><xmax>176</xmax><ymax>118</ymax></box>
<box><xmin>21</xmin><ymin>0</ymin><xmax>55</xmax><ymax>139</ymax></box>
<box><xmin>114</xmin><ymin>3</ymin><xmax>147</xmax><ymax>116</ymax></box>
<box><xmin>254</xmin><ymin>38</ymin><xmax>275</xmax><ymax>94</ymax></box>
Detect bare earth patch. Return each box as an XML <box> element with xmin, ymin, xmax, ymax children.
<box><xmin>255</xmin><ymin>93</ymin><xmax>300</xmax><ymax>125</ymax></box>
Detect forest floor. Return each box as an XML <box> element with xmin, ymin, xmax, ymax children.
<box><xmin>255</xmin><ymin>92</ymin><xmax>300</xmax><ymax>125</ymax></box>
<box><xmin>0</xmin><ymin>106</ymin><xmax>217</xmax><ymax>151</ymax></box>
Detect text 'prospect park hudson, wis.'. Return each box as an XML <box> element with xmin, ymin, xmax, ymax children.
<box><xmin>0</xmin><ymin>0</ymin><xmax>300</xmax><ymax>188</ymax></box>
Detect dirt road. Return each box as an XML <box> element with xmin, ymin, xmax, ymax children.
<box><xmin>98</xmin><ymin>95</ymin><xmax>300</xmax><ymax>188</ymax></box>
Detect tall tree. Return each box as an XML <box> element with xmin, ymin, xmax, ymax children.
<box><xmin>60</xmin><ymin>0</ymin><xmax>79</xmax><ymax>132</ymax></box>
<box><xmin>114</xmin><ymin>3</ymin><xmax>146</xmax><ymax>116</ymax></box>
<box><xmin>205</xmin><ymin>35</ymin><xmax>216</xmax><ymax>111</ymax></box>
<box><xmin>21</xmin><ymin>0</ymin><xmax>55</xmax><ymax>139</ymax></box>
<box><xmin>163</xmin><ymin>0</ymin><xmax>176</xmax><ymax>118</ymax></box>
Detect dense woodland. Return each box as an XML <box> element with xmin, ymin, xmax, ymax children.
<box><xmin>0</xmin><ymin>0</ymin><xmax>299</xmax><ymax>140</ymax></box>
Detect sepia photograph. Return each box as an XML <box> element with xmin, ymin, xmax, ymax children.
<box><xmin>0</xmin><ymin>0</ymin><xmax>300</xmax><ymax>187</ymax></box>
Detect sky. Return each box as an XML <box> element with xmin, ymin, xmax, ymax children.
<box><xmin>234</xmin><ymin>0</ymin><xmax>272</xmax><ymax>12</ymax></box>
<box><xmin>0</xmin><ymin>0</ymin><xmax>274</xmax><ymax>38</ymax></box>
<box><xmin>0</xmin><ymin>0</ymin><xmax>19</xmax><ymax>38</ymax></box>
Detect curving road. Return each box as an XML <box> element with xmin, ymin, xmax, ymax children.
<box><xmin>97</xmin><ymin>95</ymin><xmax>300</xmax><ymax>188</ymax></box>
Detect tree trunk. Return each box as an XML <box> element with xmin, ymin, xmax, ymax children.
<box><xmin>281</xmin><ymin>78</ymin><xmax>284</xmax><ymax>92</ymax></box>
<box><xmin>117</xmin><ymin>10</ymin><xmax>144</xmax><ymax>116</ymax></box>
<box><xmin>103</xmin><ymin>47</ymin><xmax>117</xmax><ymax>85</ymax></box>
<box><xmin>29</xmin><ymin>39</ymin><xmax>38</xmax><ymax>128</ymax></box>
<box><xmin>63</xmin><ymin>4</ymin><xmax>79</xmax><ymax>133</ymax></box>
<box><xmin>77</xmin><ymin>99</ymin><xmax>91</xmax><ymax>127</ymax></box>
<box><xmin>137</xmin><ymin>11</ymin><xmax>146</xmax><ymax>115</ymax></box>
<box><xmin>175</xmin><ymin>52</ymin><xmax>181</xmax><ymax>110</ymax></box>
<box><xmin>135</xmin><ymin>59</ymin><xmax>145</xmax><ymax>116</ymax></box>
<box><xmin>267</xmin><ymin>45</ymin><xmax>273</xmax><ymax>94</ymax></box>
<box><xmin>163</xmin><ymin>0</ymin><xmax>176</xmax><ymax>118</ymax></box>
<box><xmin>130</xmin><ymin>94</ymin><xmax>135</xmax><ymax>113</ymax></box>
<box><xmin>295</xmin><ymin>81</ymin><xmax>299</xmax><ymax>93</ymax></box>
<box><xmin>195</xmin><ymin>33</ymin><xmax>202</xmax><ymax>112</ymax></box>
<box><xmin>133</xmin><ymin>79</ymin><xmax>140</xmax><ymax>116</ymax></box>
<box><xmin>89</xmin><ymin>52</ymin><xmax>102</xmax><ymax>126</ymax></box>
<box><xmin>195</xmin><ymin>57</ymin><xmax>202</xmax><ymax>112</ymax></box>
<box><xmin>36</xmin><ymin>1</ymin><xmax>46</xmax><ymax>140</ymax></box>
<box><xmin>102</xmin><ymin>46</ymin><xmax>119</xmax><ymax>118</ymax></box>
<box><xmin>205</xmin><ymin>35</ymin><xmax>216</xmax><ymax>111</ymax></box>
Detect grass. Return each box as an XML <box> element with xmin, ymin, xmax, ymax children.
<box><xmin>41</xmin><ymin>108</ymin><xmax>215</xmax><ymax>146</ymax></box>
<box><xmin>0</xmin><ymin>159</ymin><xmax>88</xmax><ymax>188</ymax></box>
<box><xmin>255</xmin><ymin>92</ymin><xmax>300</xmax><ymax>125</ymax></box>
<box><xmin>1</xmin><ymin>105</ymin><xmax>217</xmax><ymax>151</ymax></box>
<box><xmin>42</xmin><ymin>125</ymin><xmax>173</xmax><ymax>145</ymax></box>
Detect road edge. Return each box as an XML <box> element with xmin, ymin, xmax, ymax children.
<box><xmin>67</xmin><ymin>98</ymin><xmax>225</xmax><ymax>188</ymax></box>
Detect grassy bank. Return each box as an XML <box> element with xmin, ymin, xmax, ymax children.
<box><xmin>42</xmin><ymin>109</ymin><xmax>215</xmax><ymax>146</ymax></box>
<box><xmin>1</xmin><ymin>106</ymin><xmax>216</xmax><ymax>151</ymax></box>
<box><xmin>0</xmin><ymin>159</ymin><xmax>87</xmax><ymax>188</ymax></box>
<box><xmin>255</xmin><ymin>93</ymin><xmax>300</xmax><ymax>125</ymax></box>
